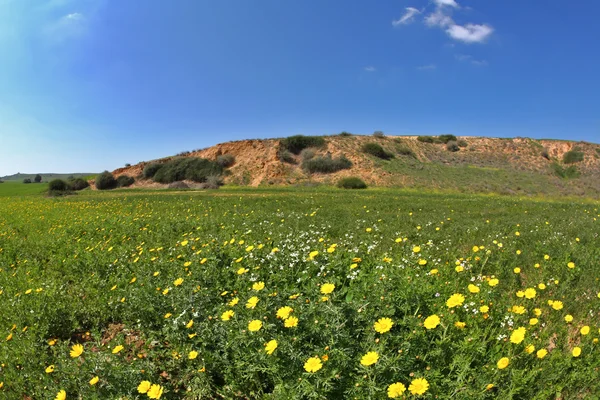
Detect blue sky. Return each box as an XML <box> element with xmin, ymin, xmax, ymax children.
<box><xmin>1</xmin><ymin>0</ymin><xmax>599</xmax><ymax>175</ymax></box>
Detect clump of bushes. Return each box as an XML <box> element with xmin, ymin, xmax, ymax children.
<box><xmin>362</xmin><ymin>143</ymin><xmax>394</xmax><ymax>160</ymax></box>
<box><xmin>563</xmin><ymin>150</ymin><xmax>584</xmax><ymax>164</ymax></box>
<box><xmin>438</xmin><ymin>134</ymin><xmax>457</xmax><ymax>144</ymax></box>
<box><xmin>216</xmin><ymin>154</ymin><xmax>235</xmax><ymax>168</ymax></box>
<box><xmin>338</xmin><ymin>132</ymin><xmax>352</xmax><ymax>137</ymax></box>
<box><xmin>552</xmin><ymin>163</ymin><xmax>580</xmax><ymax>179</ymax></box>
<box><xmin>417</xmin><ymin>136</ymin><xmax>435</xmax><ymax>143</ymax></box>
<box><xmin>95</xmin><ymin>171</ymin><xmax>118</xmax><ymax>190</ymax></box>
<box><xmin>201</xmin><ymin>175</ymin><xmax>223</xmax><ymax>189</ymax></box>
<box><xmin>300</xmin><ymin>148</ymin><xmax>316</xmax><ymax>161</ymax></box>
<box><xmin>278</xmin><ymin>149</ymin><xmax>296</xmax><ymax>164</ymax></box>
<box><xmin>280</xmin><ymin>135</ymin><xmax>326</xmax><ymax>155</ymax></box>
<box><xmin>34</xmin><ymin>174</ymin><xmax>42</xmax><ymax>183</ymax></box>
<box><xmin>69</xmin><ymin>178</ymin><xmax>89</xmax><ymax>191</ymax></box>
<box><xmin>143</xmin><ymin>163</ymin><xmax>163</xmax><ymax>179</ymax></box>
<box><xmin>446</xmin><ymin>141</ymin><xmax>460</xmax><ymax>152</ymax></box>
<box><xmin>302</xmin><ymin>154</ymin><xmax>352</xmax><ymax>174</ymax></box>
<box><xmin>337</xmin><ymin>177</ymin><xmax>367</xmax><ymax>189</ymax></box>
<box><xmin>153</xmin><ymin>158</ymin><xmax>223</xmax><ymax>184</ymax></box>
<box><xmin>23</xmin><ymin>178</ymin><xmax>32</xmax><ymax>184</ymax></box>
<box><xmin>373</xmin><ymin>131</ymin><xmax>385</xmax><ymax>138</ymax></box>
<box><xmin>458</xmin><ymin>140</ymin><xmax>468</xmax><ymax>148</ymax></box>
<box><xmin>116</xmin><ymin>175</ymin><xmax>135</xmax><ymax>188</ymax></box>
<box><xmin>48</xmin><ymin>179</ymin><xmax>69</xmax><ymax>191</ymax></box>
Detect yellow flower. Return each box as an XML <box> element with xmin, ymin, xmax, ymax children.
<box><xmin>537</xmin><ymin>349</ymin><xmax>548</xmax><ymax>359</ymax></box>
<box><xmin>454</xmin><ymin>321</ymin><xmax>466</xmax><ymax>329</ymax></box>
<box><xmin>529</xmin><ymin>318</ymin><xmax>539</xmax><ymax>326</ymax></box>
<box><xmin>486</xmin><ymin>384</ymin><xmax>495</xmax><ymax>391</ymax></box>
<box><xmin>246</xmin><ymin>296</ymin><xmax>259</xmax><ymax>309</ymax></box>
<box><xmin>538</xmin><ymin>283</ymin><xmax>546</xmax><ymax>290</ymax></box>
<box><xmin>265</xmin><ymin>339</ymin><xmax>278</xmax><ymax>355</ymax></box>
<box><xmin>413</xmin><ymin>246</ymin><xmax>421</xmax><ymax>253</ymax></box>
<box><xmin>534</xmin><ymin>308</ymin><xmax>542</xmax><ymax>317</ymax></box>
<box><xmin>228</xmin><ymin>297</ymin><xmax>239</xmax><ymax>306</ymax></box>
<box><xmin>387</xmin><ymin>382</ymin><xmax>406</xmax><ymax>398</ymax></box>
<box><xmin>304</xmin><ymin>356</ymin><xmax>323</xmax><ymax>372</ymax></box>
<box><xmin>479</xmin><ymin>305</ymin><xmax>489</xmax><ymax>313</ymax></box>
<box><xmin>55</xmin><ymin>390</ymin><xmax>66</xmax><ymax>400</ymax></box>
<box><xmin>320</xmin><ymin>283</ymin><xmax>335</xmax><ymax>294</ymax></box>
<box><xmin>408</xmin><ymin>378</ymin><xmax>429</xmax><ymax>395</ymax></box>
<box><xmin>524</xmin><ymin>288</ymin><xmax>536</xmax><ymax>299</ymax></box>
<box><xmin>138</xmin><ymin>380</ymin><xmax>152</xmax><ymax>393</ymax></box>
<box><xmin>89</xmin><ymin>376</ymin><xmax>99</xmax><ymax>385</ymax></box>
<box><xmin>564</xmin><ymin>315</ymin><xmax>573</xmax><ymax>323</ymax></box>
<box><xmin>512</xmin><ymin>305</ymin><xmax>526</xmax><ymax>315</ymax></box>
<box><xmin>164</xmin><ymin>313</ymin><xmax>172</xmax><ymax>319</ymax></box>
<box><xmin>70</xmin><ymin>344</ymin><xmax>84</xmax><ymax>358</ymax></box>
<box><xmin>429</xmin><ymin>268</ymin><xmax>438</xmax><ymax>275</ymax></box>
<box><xmin>525</xmin><ymin>344</ymin><xmax>535</xmax><ymax>354</ymax></box>
<box><xmin>360</xmin><ymin>351</ymin><xmax>379</xmax><ymax>366</ymax></box>
<box><xmin>221</xmin><ymin>310</ymin><xmax>235</xmax><ymax>321</ymax></box>
<box><xmin>237</xmin><ymin>268</ymin><xmax>249</xmax><ymax>275</ymax></box>
<box><xmin>185</xmin><ymin>319</ymin><xmax>194</xmax><ymax>329</ymax></box>
<box><xmin>516</xmin><ymin>291</ymin><xmax>525</xmax><ymax>298</ymax></box>
<box><xmin>567</xmin><ymin>262</ymin><xmax>575</xmax><ymax>269</ymax></box>
<box><xmin>252</xmin><ymin>281</ymin><xmax>265</xmax><ymax>291</ymax></box>
<box><xmin>468</xmin><ymin>284</ymin><xmax>480</xmax><ymax>293</ymax></box>
<box><xmin>308</xmin><ymin>250</ymin><xmax>319</xmax><ymax>260</ymax></box>
<box><xmin>488</xmin><ymin>278</ymin><xmax>499</xmax><ymax>287</ymax></box>
<box><xmin>446</xmin><ymin>293</ymin><xmax>465</xmax><ymax>308</ymax></box>
<box><xmin>572</xmin><ymin>347</ymin><xmax>581</xmax><ymax>357</ymax></box>
<box><xmin>423</xmin><ymin>315</ymin><xmax>440</xmax><ymax>330</ymax></box>
<box><xmin>173</xmin><ymin>278</ymin><xmax>183</xmax><ymax>286</ymax></box>
<box><xmin>374</xmin><ymin>317</ymin><xmax>394</xmax><ymax>333</ymax></box>
<box><xmin>284</xmin><ymin>316</ymin><xmax>299</xmax><ymax>328</ymax></box>
<box><xmin>189</xmin><ymin>351</ymin><xmax>198</xmax><ymax>360</ymax></box>
<box><xmin>513</xmin><ymin>267</ymin><xmax>521</xmax><ymax>274</ymax></box>
<box><xmin>276</xmin><ymin>306</ymin><xmax>293</xmax><ymax>319</ymax></box>
<box><xmin>455</xmin><ymin>265</ymin><xmax>464</xmax><ymax>273</ymax></box>
<box><xmin>45</xmin><ymin>365</ymin><xmax>55</xmax><ymax>373</ymax></box>
<box><xmin>510</xmin><ymin>327</ymin><xmax>526</xmax><ymax>344</ymax></box>
<box><xmin>552</xmin><ymin>301</ymin><xmax>564</xmax><ymax>310</ymax></box>
<box><xmin>248</xmin><ymin>320</ymin><xmax>263</xmax><ymax>332</ymax></box>
<box><xmin>497</xmin><ymin>357</ymin><xmax>509</xmax><ymax>369</ymax></box>
<box><xmin>112</xmin><ymin>345</ymin><xmax>124</xmax><ymax>354</ymax></box>
<box><xmin>472</xmin><ymin>246</ymin><xmax>480</xmax><ymax>252</ymax></box>
<box><xmin>48</xmin><ymin>338</ymin><xmax>57</xmax><ymax>346</ymax></box>
<box><xmin>581</xmin><ymin>326</ymin><xmax>590</xmax><ymax>335</ymax></box>
<box><xmin>147</xmin><ymin>384</ymin><xmax>164</xmax><ymax>399</ymax></box>
<box><xmin>180</xmin><ymin>240</ymin><xmax>188</xmax><ymax>246</ymax></box>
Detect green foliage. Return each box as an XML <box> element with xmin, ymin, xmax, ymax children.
<box><xmin>563</xmin><ymin>150</ymin><xmax>584</xmax><ymax>164</ymax></box>
<box><xmin>337</xmin><ymin>177</ymin><xmax>367</xmax><ymax>189</ymax></box>
<box><xmin>417</xmin><ymin>136</ymin><xmax>435</xmax><ymax>143</ymax></box>
<box><xmin>338</xmin><ymin>131</ymin><xmax>352</xmax><ymax>137</ymax></box>
<box><xmin>23</xmin><ymin>178</ymin><xmax>32</xmax><ymax>184</ymax></box>
<box><xmin>153</xmin><ymin>158</ymin><xmax>223</xmax><ymax>184</ymax></box>
<box><xmin>551</xmin><ymin>163</ymin><xmax>580</xmax><ymax>179</ymax></box>
<box><xmin>34</xmin><ymin>174</ymin><xmax>42</xmax><ymax>183</ymax></box>
<box><xmin>300</xmin><ymin>148</ymin><xmax>316</xmax><ymax>161</ymax></box>
<box><xmin>438</xmin><ymin>134</ymin><xmax>458</xmax><ymax>144</ymax></box>
<box><xmin>373</xmin><ymin>131</ymin><xmax>385</xmax><ymax>138</ymax></box>
<box><xmin>458</xmin><ymin>140</ymin><xmax>468</xmax><ymax>148</ymax></box>
<box><xmin>278</xmin><ymin>149</ymin><xmax>296</xmax><ymax>164</ymax></box>
<box><xmin>280</xmin><ymin>135</ymin><xmax>326</xmax><ymax>154</ymax></box>
<box><xmin>95</xmin><ymin>171</ymin><xmax>118</xmax><ymax>190</ymax></box>
<box><xmin>48</xmin><ymin>179</ymin><xmax>69</xmax><ymax>191</ymax></box>
<box><xmin>69</xmin><ymin>178</ymin><xmax>90</xmax><ymax>191</ymax></box>
<box><xmin>116</xmin><ymin>175</ymin><xmax>135</xmax><ymax>188</ymax></box>
<box><xmin>395</xmin><ymin>145</ymin><xmax>416</xmax><ymax>158</ymax></box>
<box><xmin>143</xmin><ymin>163</ymin><xmax>163</xmax><ymax>179</ymax></box>
<box><xmin>216</xmin><ymin>154</ymin><xmax>236</xmax><ymax>168</ymax></box>
<box><xmin>362</xmin><ymin>143</ymin><xmax>394</xmax><ymax>160</ymax></box>
<box><xmin>302</xmin><ymin>154</ymin><xmax>352</xmax><ymax>173</ymax></box>
<box><xmin>446</xmin><ymin>141</ymin><xmax>460</xmax><ymax>152</ymax></box>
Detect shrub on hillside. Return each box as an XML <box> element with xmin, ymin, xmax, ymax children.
<box><xmin>48</xmin><ymin>179</ymin><xmax>69</xmax><ymax>191</ymax></box>
<box><xmin>300</xmin><ymin>148</ymin><xmax>316</xmax><ymax>161</ymax></box>
<box><xmin>277</xmin><ymin>149</ymin><xmax>296</xmax><ymax>164</ymax></box>
<box><xmin>337</xmin><ymin>177</ymin><xmax>367</xmax><ymax>189</ymax></box>
<box><xmin>23</xmin><ymin>178</ymin><xmax>32</xmax><ymax>184</ymax></box>
<box><xmin>362</xmin><ymin>143</ymin><xmax>394</xmax><ymax>160</ymax></box>
<box><xmin>95</xmin><ymin>171</ymin><xmax>118</xmax><ymax>190</ymax></box>
<box><xmin>417</xmin><ymin>136</ymin><xmax>435</xmax><ymax>143</ymax></box>
<box><xmin>116</xmin><ymin>175</ymin><xmax>135</xmax><ymax>188</ymax></box>
<box><xmin>541</xmin><ymin>148</ymin><xmax>550</xmax><ymax>160</ymax></box>
<box><xmin>438</xmin><ymin>134</ymin><xmax>458</xmax><ymax>144</ymax></box>
<box><xmin>201</xmin><ymin>175</ymin><xmax>223</xmax><ymax>189</ymax></box>
<box><xmin>302</xmin><ymin>154</ymin><xmax>352</xmax><ymax>174</ymax></box>
<box><xmin>216</xmin><ymin>154</ymin><xmax>235</xmax><ymax>168</ymax></box>
<box><xmin>458</xmin><ymin>140</ymin><xmax>468</xmax><ymax>148</ymax></box>
<box><xmin>280</xmin><ymin>135</ymin><xmax>326</xmax><ymax>154</ymax></box>
<box><xmin>446</xmin><ymin>141</ymin><xmax>460</xmax><ymax>152</ymax></box>
<box><xmin>338</xmin><ymin>131</ymin><xmax>352</xmax><ymax>137</ymax></box>
<box><xmin>552</xmin><ymin>163</ymin><xmax>580</xmax><ymax>179</ymax></box>
<box><xmin>396</xmin><ymin>145</ymin><xmax>415</xmax><ymax>157</ymax></box>
<box><xmin>373</xmin><ymin>131</ymin><xmax>385</xmax><ymax>138</ymax></box>
<box><xmin>563</xmin><ymin>150</ymin><xmax>584</xmax><ymax>164</ymax></box>
<box><xmin>34</xmin><ymin>174</ymin><xmax>42</xmax><ymax>183</ymax></box>
<box><xmin>143</xmin><ymin>163</ymin><xmax>163</xmax><ymax>179</ymax></box>
<box><xmin>69</xmin><ymin>178</ymin><xmax>89</xmax><ymax>191</ymax></box>
<box><xmin>153</xmin><ymin>158</ymin><xmax>223</xmax><ymax>184</ymax></box>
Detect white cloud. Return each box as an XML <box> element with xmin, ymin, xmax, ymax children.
<box><xmin>446</xmin><ymin>23</ymin><xmax>493</xmax><ymax>43</ymax></box>
<box><xmin>392</xmin><ymin>7</ymin><xmax>421</xmax><ymax>26</ymax></box>
<box><xmin>455</xmin><ymin>54</ymin><xmax>488</xmax><ymax>66</ymax></box>
<box><xmin>364</xmin><ymin>66</ymin><xmax>376</xmax><ymax>72</ymax></box>
<box><xmin>434</xmin><ymin>0</ymin><xmax>459</xmax><ymax>8</ymax></box>
<box><xmin>43</xmin><ymin>12</ymin><xmax>87</xmax><ymax>43</ymax></box>
<box><xmin>417</xmin><ymin>64</ymin><xmax>436</xmax><ymax>70</ymax></box>
<box><xmin>425</xmin><ymin>8</ymin><xmax>454</xmax><ymax>27</ymax></box>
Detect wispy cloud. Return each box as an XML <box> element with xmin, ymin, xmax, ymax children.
<box><xmin>364</xmin><ymin>66</ymin><xmax>376</xmax><ymax>72</ymax></box>
<box><xmin>424</xmin><ymin>8</ymin><xmax>454</xmax><ymax>28</ymax></box>
<box><xmin>417</xmin><ymin>64</ymin><xmax>436</xmax><ymax>71</ymax></box>
<box><xmin>392</xmin><ymin>7</ymin><xmax>421</xmax><ymax>26</ymax></box>
<box><xmin>42</xmin><ymin>11</ymin><xmax>87</xmax><ymax>43</ymax></box>
<box><xmin>434</xmin><ymin>0</ymin><xmax>459</xmax><ymax>8</ymax></box>
<box><xmin>446</xmin><ymin>23</ymin><xmax>493</xmax><ymax>44</ymax></box>
<box><xmin>455</xmin><ymin>54</ymin><xmax>488</xmax><ymax>66</ymax></box>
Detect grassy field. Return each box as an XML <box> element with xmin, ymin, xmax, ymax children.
<box><xmin>0</xmin><ymin>181</ymin><xmax>49</xmax><ymax>196</ymax></box>
<box><xmin>0</xmin><ymin>187</ymin><xmax>598</xmax><ymax>399</ymax></box>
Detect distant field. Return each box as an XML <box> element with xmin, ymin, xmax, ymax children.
<box><xmin>0</xmin><ymin>181</ymin><xmax>48</xmax><ymax>196</ymax></box>
<box><xmin>0</xmin><ymin>187</ymin><xmax>598</xmax><ymax>398</ymax></box>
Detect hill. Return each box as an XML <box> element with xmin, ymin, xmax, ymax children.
<box><xmin>0</xmin><ymin>173</ymin><xmax>96</xmax><ymax>182</ymax></box>
<box><xmin>111</xmin><ymin>134</ymin><xmax>600</xmax><ymax>197</ymax></box>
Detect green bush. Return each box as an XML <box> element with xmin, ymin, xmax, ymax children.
<box><xmin>396</xmin><ymin>146</ymin><xmax>415</xmax><ymax>157</ymax></box>
<box><xmin>216</xmin><ymin>154</ymin><xmax>235</xmax><ymax>168</ymax></box>
<box><xmin>48</xmin><ymin>179</ymin><xmax>69</xmax><ymax>191</ymax></box>
<box><xmin>337</xmin><ymin>177</ymin><xmax>367</xmax><ymax>189</ymax></box>
<box><xmin>338</xmin><ymin>132</ymin><xmax>352</xmax><ymax>137</ymax></box>
<box><xmin>278</xmin><ymin>149</ymin><xmax>296</xmax><ymax>164</ymax></box>
<box><xmin>438</xmin><ymin>134</ymin><xmax>458</xmax><ymax>144</ymax></box>
<box><xmin>302</xmin><ymin>154</ymin><xmax>352</xmax><ymax>174</ymax></box>
<box><xmin>34</xmin><ymin>174</ymin><xmax>42</xmax><ymax>183</ymax></box>
<box><xmin>446</xmin><ymin>141</ymin><xmax>460</xmax><ymax>152</ymax></box>
<box><xmin>69</xmin><ymin>178</ymin><xmax>89</xmax><ymax>191</ymax></box>
<box><xmin>143</xmin><ymin>163</ymin><xmax>163</xmax><ymax>179</ymax></box>
<box><xmin>23</xmin><ymin>178</ymin><xmax>32</xmax><ymax>184</ymax></box>
<box><xmin>153</xmin><ymin>158</ymin><xmax>223</xmax><ymax>184</ymax></box>
<box><xmin>417</xmin><ymin>136</ymin><xmax>435</xmax><ymax>143</ymax></box>
<box><xmin>563</xmin><ymin>150</ymin><xmax>584</xmax><ymax>164</ymax></box>
<box><xmin>373</xmin><ymin>131</ymin><xmax>385</xmax><ymax>138</ymax></box>
<box><xmin>116</xmin><ymin>175</ymin><xmax>135</xmax><ymax>188</ymax></box>
<box><xmin>300</xmin><ymin>148</ymin><xmax>316</xmax><ymax>161</ymax></box>
<box><xmin>362</xmin><ymin>143</ymin><xmax>394</xmax><ymax>160</ymax></box>
<box><xmin>552</xmin><ymin>163</ymin><xmax>580</xmax><ymax>179</ymax></box>
<box><xmin>280</xmin><ymin>135</ymin><xmax>326</xmax><ymax>154</ymax></box>
<box><xmin>458</xmin><ymin>140</ymin><xmax>468</xmax><ymax>148</ymax></box>
<box><xmin>95</xmin><ymin>171</ymin><xmax>118</xmax><ymax>190</ymax></box>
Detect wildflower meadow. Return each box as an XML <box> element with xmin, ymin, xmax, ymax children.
<box><xmin>0</xmin><ymin>188</ymin><xmax>598</xmax><ymax>399</ymax></box>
